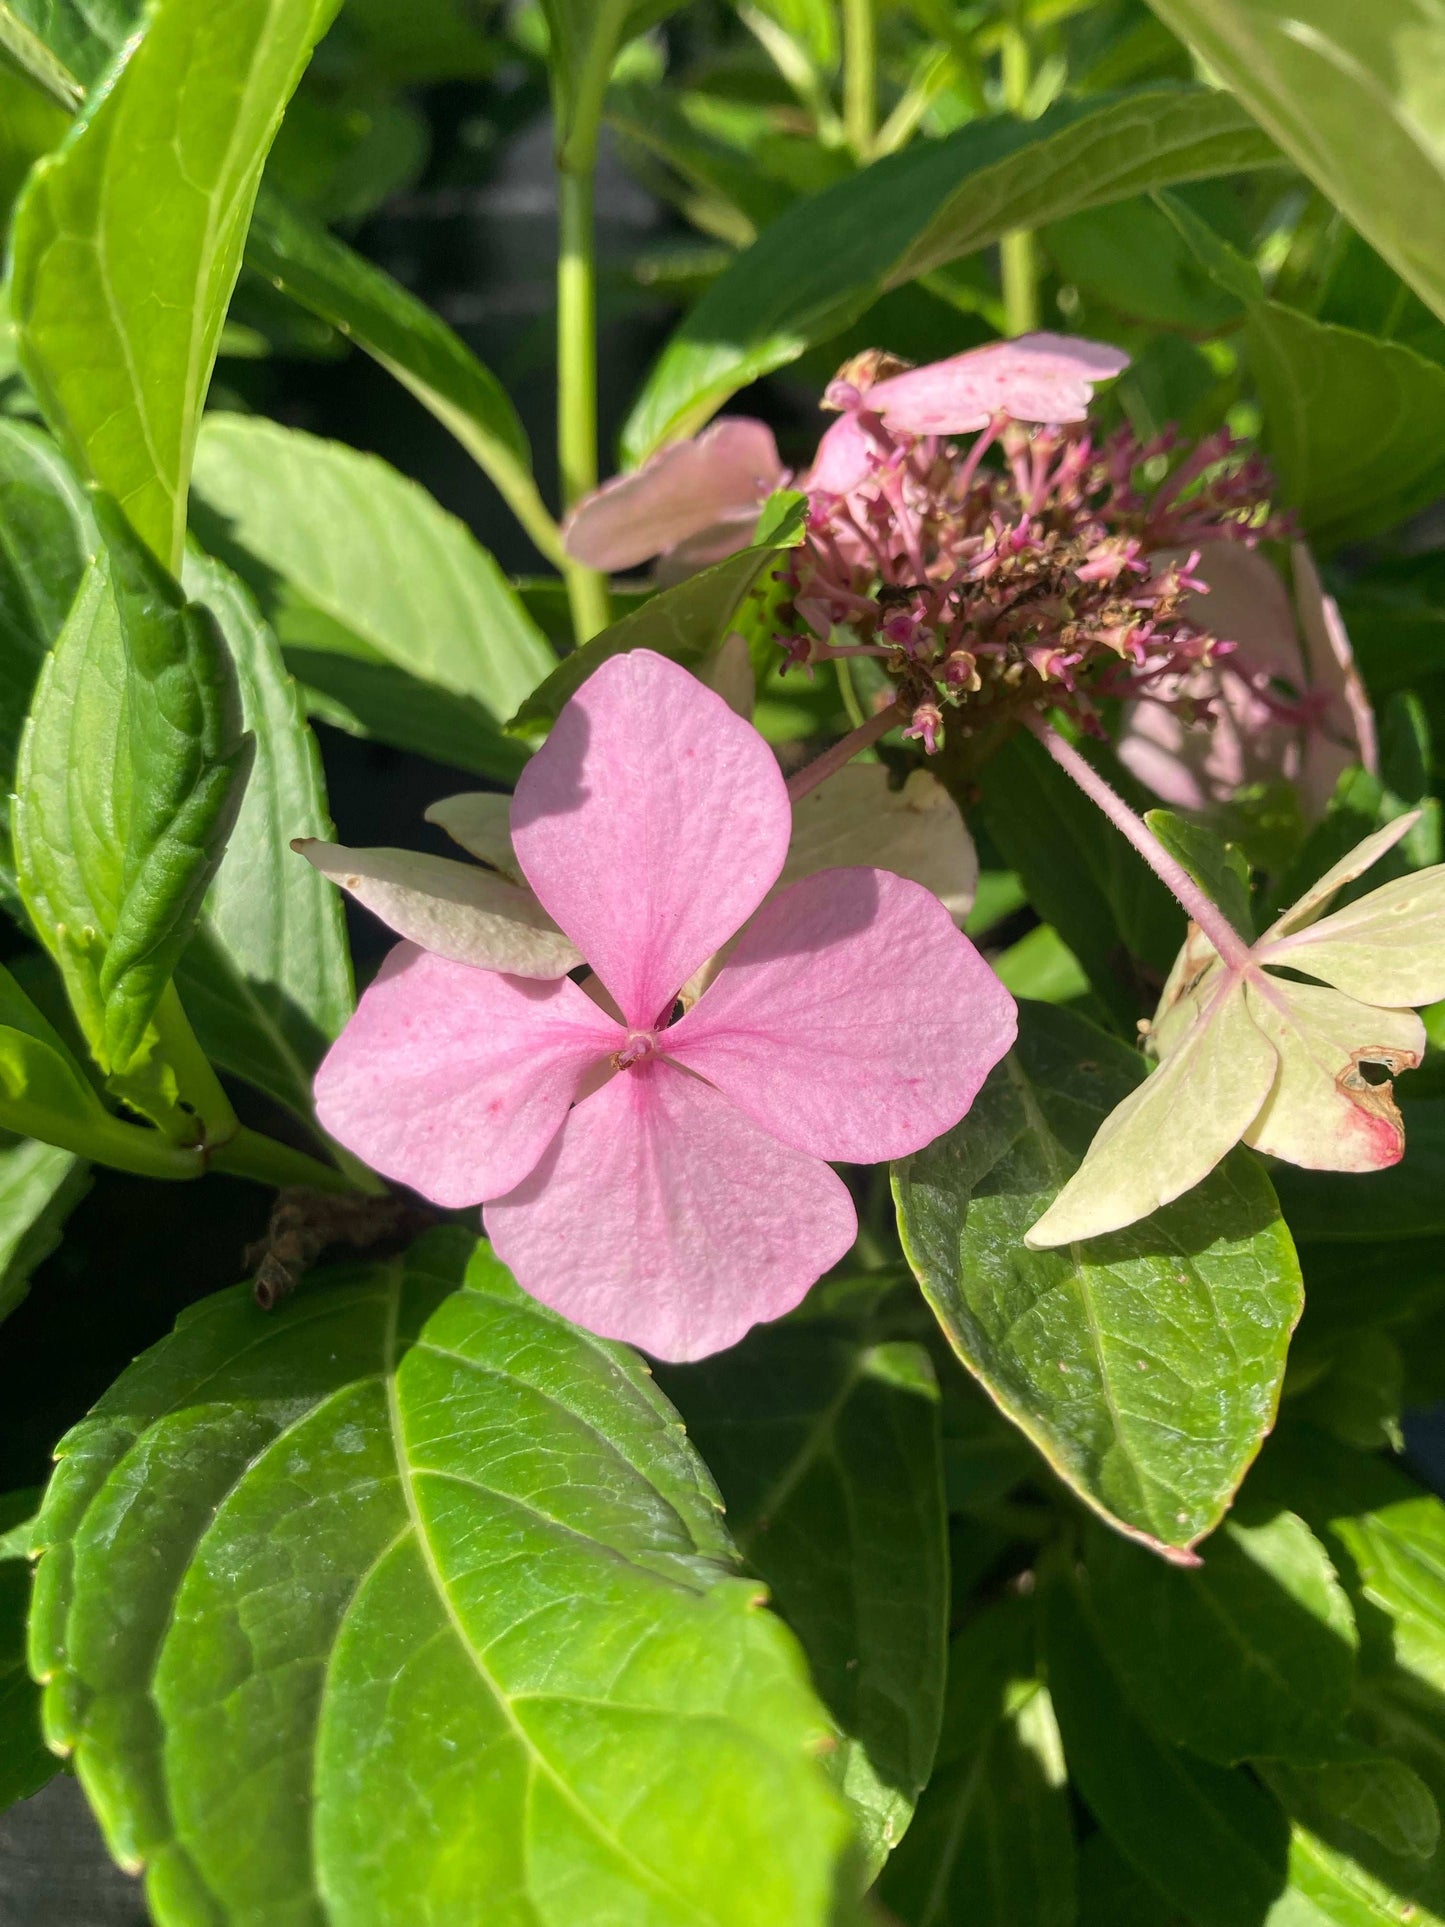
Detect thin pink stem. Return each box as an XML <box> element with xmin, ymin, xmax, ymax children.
<box><xmin>1023</xmin><ymin>714</ymin><xmax>1254</xmax><ymax>972</ymax></box>
<box><xmin>787</xmin><ymin>701</ymin><xmax>907</xmax><ymax>804</ymax></box>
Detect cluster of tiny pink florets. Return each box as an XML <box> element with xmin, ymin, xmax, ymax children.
<box><xmin>774</xmin><ymin>398</ymin><xmax>1292</xmax><ymax>751</ymax></box>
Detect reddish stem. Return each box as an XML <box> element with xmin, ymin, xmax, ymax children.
<box><xmin>1023</xmin><ymin>714</ymin><xmax>1254</xmax><ymax>972</ymax></box>
<box><xmin>787</xmin><ymin>701</ymin><xmax>908</xmax><ymax>804</ymax></box>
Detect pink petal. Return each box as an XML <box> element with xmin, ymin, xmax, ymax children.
<box><xmin>484</xmin><ymin>1057</ymin><xmax>857</xmax><ymax>1361</ymax></box>
<box><xmin>561</xmin><ymin>419</ymin><xmax>784</xmax><ymax>571</ymax></box>
<box><xmin>807</xmin><ymin>412</ymin><xmax>876</xmax><ymax>496</ymax></box>
<box><xmin>655</xmin><ymin>512</ymin><xmax>771</xmax><ymax>584</ymax></box>
<box><xmin>866</xmin><ymin>333</ymin><xmax>1129</xmax><ymax>436</ymax></box>
<box><xmin>314</xmin><ymin>943</ymin><xmax>621</xmax><ymax>1208</ymax></box>
<box><xmin>510</xmin><ymin>649</ymin><xmax>791</xmax><ymax>1029</ymax></box>
<box><xmin>1293</xmin><ymin>542</ymin><xmax>1378</xmax><ymax>810</ymax></box>
<box><xmin>666</xmin><ymin>867</ymin><xmax>1017</xmax><ymax>1162</ymax></box>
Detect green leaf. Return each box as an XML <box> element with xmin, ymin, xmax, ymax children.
<box><xmin>0</xmin><ymin>418</ymin><xmax>94</xmax><ymax>900</ymax></box>
<box><xmin>171</xmin><ymin>548</ymin><xmax>352</xmax><ymax>1122</ymax></box>
<box><xmin>192</xmin><ymin>414</ymin><xmax>556</xmax><ymax>723</ymax></box>
<box><xmin>510</xmin><ymin>541</ymin><xmax>792</xmax><ymax>732</ymax></box>
<box><xmin>1043</xmin><ymin>192</ymin><xmax>1246</xmax><ymax>331</ymax></box>
<box><xmin>541</xmin><ymin>0</ymin><xmax>684</xmax><ymax>160</ymax></box>
<box><xmin>30</xmin><ymin>1230</ymin><xmax>859</xmax><ymax>1923</ymax></box>
<box><xmin>991</xmin><ymin>924</ymin><xmax>1092</xmax><ymax>1004</ymax></box>
<box><xmin>1083</xmin><ymin>1506</ymin><xmax>1358</xmax><ymax>1765</ymax></box>
<box><xmin>980</xmin><ymin>730</ymin><xmax>1182</xmax><ymax>1030</ymax></box>
<box><xmin>0</xmin><ymin>61</ymin><xmax>69</xmax><ymax>224</ymax></box>
<box><xmin>1076</xmin><ymin>1832</ymin><xmax>1177</xmax><ymax>1927</ymax></box>
<box><xmin>1262</xmin><ymin>1756</ymin><xmax>1440</xmax><ymax>1864</ymax></box>
<box><xmin>622</xmin><ymin>86</ymin><xmax>1280</xmax><ymax>460</ymax></box>
<box><xmin>0</xmin><ymin>3</ymin><xmax>82</xmax><ymax>110</ymax></box>
<box><xmin>243</xmin><ymin>191</ymin><xmax>563</xmax><ymax>568</ymax></box>
<box><xmin>1247</xmin><ymin>304</ymin><xmax>1445</xmax><ymax>549</ymax></box>
<box><xmin>1144</xmin><ymin>808</ymin><xmax>1254</xmax><ymax>940</ymax></box>
<box><xmin>0</xmin><ymin>962</ymin><xmax>197</xmax><ymax>1180</ymax></box>
<box><xmin>13</xmin><ymin>506</ymin><xmax>251</xmax><ymax>1082</ymax></box>
<box><xmin>1154</xmin><ymin>192</ymin><xmax>1445</xmax><ymax>548</ymax></box>
<box><xmin>878</xmin><ymin>1597</ymin><xmax>1077</xmax><ymax>1927</ymax></box>
<box><xmin>0</xmin><ymin>1485</ymin><xmax>53</xmax><ymax>1811</ymax></box>
<box><xmin>287</xmin><ymin>643</ymin><xmax>531</xmax><ymax>785</ymax></box>
<box><xmin>10</xmin><ymin>0</ymin><xmax>341</xmax><ymax>569</ymax></box>
<box><xmin>1272</xmin><ymin>1102</ymin><xmax>1445</xmax><ymax>1242</ymax></box>
<box><xmin>0</xmin><ymin>1131</ymin><xmax>88</xmax><ymax>1326</ymax></box>
<box><xmin>1142</xmin><ymin>0</ymin><xmax>1445</xmax><ymax>327</ymax></box>
<box><xmin>0</xmin><ymin>0</ymin><xmax>138</xmax><ymax>90</ymax></box>
<box><xmin>658</xmin><ymin>1325</ymin><xmax>947</xmax><ymax>1871</ymax></box>
<box><xmin>1041</xmin><ymin>1562</ymin><xmax>1292</xmax><ymax>1927</ymax></box>
<box><xmin>892</xmin><ymin>1001</ymin><xmax>1302</xmax><ymax>1555</ymax></box>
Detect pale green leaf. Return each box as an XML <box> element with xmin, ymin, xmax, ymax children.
<box><xmin>660</xmin><ymin>1326</ymin><xmax>948</xmax><ymax>1872</ymax></box>
<box><xmin>192</xmin><ymin>414</ymin><xmax>556</xmax><ymax>723</ymax></box>
<box><xmin>173</xmin><ymin>548</ymin><xmax>352</xmax><ymax>1121</ymax></box>
<box><xmin>10</xmin><ymin>0</ymin><xmax>342</xmax><ymax>568</ymax></box>
<box><xmin>0</xmin><ymin>3</ymin><xmax>82</xmax><ymax>109</ymax></box>
<box><xmin>30</xmin><ymin>1230</ymin><xmax>857</xmax><ymax>1923</ymax></box>
<box><xmin>623</xmin><ymin>86</ymin><xmax>1280</xmax><ymax>460</ymax></box>
<box><xmin>893</xmin><ymin>1002</ymin><xmax>1302</xmax><ymax>1554</ymax></box>
<box><xmin>243</xmin><ymin>190</ymin><xmax>562</xmax><ymax>567</ymax></box>
<box><xmin>1143</xmin><ymin>0</ymin><xmax>1445</xmax><ymax>325</ymax></box>
<box><xmin>0</xmin><ymin>0</ymin><xmax>139</xmax><ymax>90</ymax></box>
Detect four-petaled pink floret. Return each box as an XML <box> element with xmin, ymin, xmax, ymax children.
<box><xmin>313</xmin><ymin>651</ymin><xmax>1017</xmax><ymax>1361</ymax></box>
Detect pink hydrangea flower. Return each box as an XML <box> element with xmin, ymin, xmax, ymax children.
<box><xmin>313</xmin><ymin>650</ymin><xmax>1017</xmax><ymax>1360</ymax></box>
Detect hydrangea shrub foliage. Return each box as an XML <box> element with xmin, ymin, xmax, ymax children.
<box><xmin>1</xmin><ymin>0</ymin><xmax>1445</xmax><ymax>1920</ymax></box>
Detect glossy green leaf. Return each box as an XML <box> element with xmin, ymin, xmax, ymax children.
<box><xmin>10</xmin><ymin>0</ymin><xmax>340</xmax><ymax>569</ymax></box>
<box><xmin>0</xmin><ymin>418</ymin><xmax>93</xmax><ymax>900</ymax></box>
<box><xmin>659</xmin><ymin>1325</ymin><xmax>947</xmax><ymax>1870</ymax></box>
<box><xmin>192</xmin><ymin>414</ymin><xmax>556</xmax><ymax>723</ymax></box>
<box><xmin>171</xmin><ymin>548</ymin><xmax>352</xmax><ymax>1122</ymax></box>
<box><xmin>30</xmin><ymin>1230</ymin><xmax>858</xmax><ymax>1923</ymax></box>
<box><xmin>243</xmin><ymin>191</ymin><xmax>563</xmax><ymax>567</ymax></box>
<box><xmin>1083</xmin><ymin>1506</ymin><xmax>1358</xmax><ymax>1765</ymax></box>
<box><xmin>878</xmin><ymin>1598</ymin><xmax>1076</xmax><ymax>1927</ymax></box>
<box><xmin>980</xmin><ymin>730</ymin><xmax>1181</xmax><ymax>1030</ymax></box>
<box><xmin>510</xmin><ymin>541</ymin><xmax>793</xmax><ymax>731</ymax></box>
<box><xmin>1143</xmin><ymin>0</ymin><xmax>1445</xmax><ymax>325</ymax></box>
<box><xmin>893</xmin><ymin>1001</ymin><xmax>1302</xmax><ymax>1555</ymax></box>
<box><xmin>623</xmin><ymin>86</ymin><xmax>1279</xmax><ymax>459</ymax></box>
<box><xmin>0</xmin><ymin>1485</ymin><xmax>53</xmax><ymax>1812</ymax></box>
<box><xmin>1042</xmin><ymin>1563</ymin><xmax>1291</xmax><ymax>1927</ymax></box>
<box><xmin>0</xmin><ymin>1131</ymin><xmax>87</xmax><ymax>1326</ymax></box>
<box><xmin>13</xmin><ymin>508</ymin><xmax>251</xmax><ymax>1082</ymax></box>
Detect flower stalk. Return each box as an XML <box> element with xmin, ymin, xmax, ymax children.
<box><xmin>787</xmin><ymin>700</ymin><xmax>908</xmax><ymax>804</ymax></box>
<box><xmin>843</xmin><ymin>0</ymin><xmax>878</xmax><ymax>158</ymax></box>
<box><xmin>1023</xmin><ymin>713</ymin><xmax>1255</xmax><ymax>972</ymax></box>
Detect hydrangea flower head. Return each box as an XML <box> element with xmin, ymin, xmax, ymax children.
<box><xmin>312</xmin><ymin>650</ymin><xmax>1017</xmax><ymax>1359</ymax></box>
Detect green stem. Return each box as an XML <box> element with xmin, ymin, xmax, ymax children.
<box><xmin>999</xmin><ymin>20</ymin><xmax>1040</xmax><ymax>336</ymax></box>
<box><xmin>149</xmin><ymin>983</ymin><xmax>238</xmax><ymax>1147</ymax></box>
<box><xmin>208</xmin><ymin>1125</ymin><xmax>364</xmax><ymax>1195</ymax></box>
<box><xmin>843</xmin><ymin>0</ymin><xmax>877</xmax><ymax>160</ymax></box>
<box><xmin>557</xmin><ymin>162</ymin><xmax>611</xmax><ymax>644</ymax></box>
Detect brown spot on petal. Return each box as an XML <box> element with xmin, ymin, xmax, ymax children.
<box><xmin>1336</xmin><ymin>1044</ymin><xmax>1420</xmax><ymax>1164</ymax></box>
